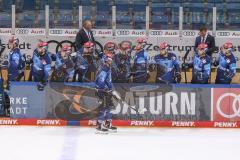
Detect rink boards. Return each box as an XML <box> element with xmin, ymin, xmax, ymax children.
<box><xmin>0</xmin><ymin>119</ymin><xmax>239</xmax><ymax>128</ymax></box>
<box><xmin>1</xmin><ymin>82</ymin><xmax>239</xmax><ymax>128</ymax></box>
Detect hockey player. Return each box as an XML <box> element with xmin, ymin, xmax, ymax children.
<box><xmin>74</xmin><ymin>41</ymin><xmax>95</xmax><ymax>82</ymax></box>
<box><xmin>150</xmin><ymin>42</ymin><xmax>181</xmax><ymax>83</ymax></box>
<box><xmin>95</xmin><ymin>52</ymin><xmax>117</xmax><ymax>133</ymax></box>
<box><xmin>112</xmin><ymin>41</ymin><xmax>132</xmax><ymax>83</ymax></box>
<box><xmin>51</xmin><ymin>45</ymin><xmax>74</xmax><ymax>82</ymax></box>
<box><xmin>183</xmin><ymin>43</ymin><xmax>211</xmax><ymax>84</ymax></box>
<box><xmin>30</xmin><ymin>41</ymin><xmax>52</xmax><ymax>90</ymax></box>
<box><xmin>103</xmin><ymin>41</ymin><xmax>117</xmax><ymax>54</ymax></box>
<box><xmin>7</xmin><ymin>37</ymin><xmax>25</xmax><ymax>81</ymax></box>
<box><xmin>214</xmin><ymin>42</ymin><xmax>236</xmax><ymax>84</ymax></box>
<box><xmin>132</xmin><ymin>38</ymin><xmax>149</xmax><ymax>83</ymax></box>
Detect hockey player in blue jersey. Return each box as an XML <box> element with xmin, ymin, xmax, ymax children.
<box><xmin>103</xmin><ymin>41</ymin><xmax>117</xmax><ymax>54</ymax></box>
<box><xmin>74</xmin><ymin>41</ymin><xmax>95</xmax><ymax>82</ymax></box>
<box><xmin>7</xmin><ymin>37</ymin><xmax>25</xmax><ymax>81</ymax></box>
<box><xmin>132</xmin><ymin>38</ymin><xmax>149</xmax><ymax>83</ymax></box>
<box><xmin>95</xmin><ymin>52</ymin><xmax>117</xmax><ymax>133</ymax></box>
<box><xmin>30</xmin><ymin>41</ymin><xmax>52</xmax><ymax>90</ymax></box>
<box><xmin>183</xmin><ymin>43</ymin><xmax>211</xmax><ymax>84</ymax></box>
<box><xmin>150</xmin><ymin>42</ymin><xmax>181</xmax><ymax>83</ymax></box>
<box><xmin>51</xmin><ymin>45</ymin><xmax>74</xmax><ymax>82</ymax></box>
<box><xmin>100</xmin><ymin>41</ymin><xmax>118</xmax><ymax>81</ymax></box>
<box><xmin>112</xmin><ymin>41</ymin><xmax>132</xmax><ymax>83</ymax></box>
<box><xmin>214</xmin><ymin>42</ymin><xmax>236</xmax><ymax>84</ymax></box>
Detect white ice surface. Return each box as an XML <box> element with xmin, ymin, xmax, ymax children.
<box><xmin>0</xmin><ymin>126</ymin><xmax>239</xmax><ymax>160</ymax></box>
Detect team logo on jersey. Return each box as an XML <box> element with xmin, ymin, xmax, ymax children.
<box><xmin>202</xmin><ymin>59</ymin><xmax>206</xmax><ymax>64</ymax></box>
<box><xmin>226</xmin><ymin>58</ymin><xmax>230</xmax><ymax>63</ymax></box>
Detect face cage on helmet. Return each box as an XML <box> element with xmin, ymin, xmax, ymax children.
<box><xmin>84</xmin><ymin>43</ymin><xmax>94</xmax><ymax>48</ymax></box>
<box><xmin>105</xmin><ymin>43</ymin><xmax>115</xmax><ymax>51</ymax></box>
<box><xmin>120</xmin><ymin>43</ymin><xmax>131</xmax><ymax>51</ymax></box>
<box><xmin>198</xmin><ymin>49</ymin><xmax>207</xmax><ymax>57</ymax></box>
<box><xmin>159</xmin><ymin>48</ymin><xmax>168</xmax><ymax>56</ymax></box>
<box><xmin>42</xmin><ymin>46</ymin><xmax>48</xmax><ymax>50</ymax></box>
<box><xmin>135</xmin><ymin>42</ymin><xmax>146</xmax><ymax>50</ymax></box>
<box><xmin>223</xmin><ymin>48</ymin><xmax>232</xmax><ymax>55</ymax></box>
<box><xmin>85</xmin><ymin>46</ymin><xmax>94</xmax><ymax>52</ymax></box>
<box><xmin>9</xmin><ymin>39</ymin><xmax>19</xmax><ymax>48</ymax></box>
<box><xmin>63</xmin><ymin>49</ymin><xmax>72</xmax><ymax>54</ymax></box>
<box><xmin>104</xmin><ymin>56</ymin><xmax>113</xmax><ymax>63</ymax></box>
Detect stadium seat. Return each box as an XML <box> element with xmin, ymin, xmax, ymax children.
<box><xmin>183</xmin><ymin>1</ymin><xmax>213</xmax><ymax>30</ymax></box>
<box><xmin>96</xmin><ymin>0</ymin><xmax>111</xmax><ymax>12</ymax></box>
<box><xmin>116</xmin><ymin>0</ymin><xmax>129</xmax><ymax>12</ymax></box>
<box><xmin>83</xmin><ymin>6</ymin><xmax>92</xmax><ymax>19</ymax></box>
<box><xmin>95</xmin><ymin>0</ymin><xmax>112</xmax><ymax>29</ymax></box>
<box><xmin>58</xmin><ymin>0</ymin><xmax>72</xmax><ymax>10</ymax></box>
<box><xmin>0</xmin><ymin>12</ymin><xmax>11</xmax><ymax>27</ymax></box>
<box><xmin>226</xmin><ymin>0</ymin><xmax>240</xmax><ymax>2</ymax></box>
<box><xmin>133</xmin><ymin>0</ymin><xmax>147</xmax><ymax>12</ymax></box>
<box><xmin>151</xmin><ymin>1</ymin><xmax>179</xmax><ymax>29</ymax></box>
<box><xmin>16</xmin><ymin>11</ymin><xmax>35</xmax><ymax>28</ymax></box>
<box><xmin>1</xmin><ymin>0</ymin><xmax>240</xmax><ymax>31</ymax></box>
<box><xmin>0</xmin><ymin>0</ymin><xmax>12</xmax><ymax>27</ymax></box>
<box><xmin>36</xmin><ymin>10</ymin><xmax>45</xmax><ymax>26</ymax></box>
<box><xmin>116</xmin><ymin>0</ymin><xmax>132</xmax><ymax>29</ymax></box>
<box><xmin>226</xmin><ymin>2</ymin><xmax>240</xmax><ymax>29</ymax></box>
<box><xmin>132</xmin><ymin>1</ymin><xmax>146</xmax><ymax>29</ymax></box>
<box><xmin>21</xmin><ymin>0</ymin><xmax>35</xmax><ymax>10</ymax></box>
<box><xmin>216</xmin><ymin>2</ymin><xmax>226</xmax><ymax>30</ymax></box>
<box><xmin>95</xmin><ymin>14</ymin><xmax>112</xmax><ymax>29</ymax></box>
<box><xmin>2</xmin><ymin>0</ymin><xmax>12</xmax><ymax>11</ymax></box>
<box><xmin>116</xmin><ymin>13</ymin><xmax>132</xmax><ymax>29</ymax></box>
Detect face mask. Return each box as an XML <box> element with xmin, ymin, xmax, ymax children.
<box><xmin>134</xmin><ymin>44</ymin><xmax>143</xmax><ymax>51</ymax></box>
<box><xmin>38</xmin><ymin>48</ymin><xmax>46</xmax><ymax>55</ymax></box>
<box><xmin>160</xmin><ymin>49</ymin><xmax>167</xmax><ymax>56</ymax></box>
<box><xmin>198</xmin><ymin>50</ymin><xmax>205</xmax><ymax>57</ymax></box>
<box><xmin>9</xmin><ymin>43</ymin><xmax>14</xmax><ymax>50</ymax></box>
<box><xmin>223</xmin><ymin>48</ymin><xmax>232</xmax><ymax>56</ymax></box>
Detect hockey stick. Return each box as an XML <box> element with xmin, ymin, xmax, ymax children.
<box><xmin>83</xmin><ymin>87</ymin><xmax>146</xmax><ymax>115</ymax></box>
<box><xmin>183</xmin><ymin>50</ymin><xmax>190</xmax><ymax>84</ymax></box>
<box><xmin>0</xmin><ymin>39</ymin><xmax>4</xmax><ymax>80</ymax></box>
<box><xmin>22</xmin><ymin>54</ymin><xmax>27</xmax><ymax>82</ymax></box>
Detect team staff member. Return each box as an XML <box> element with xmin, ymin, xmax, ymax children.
<box><xmin>194</xmin><ymin>26</ymin><xmax>215</xmax><ymax>57</ymax></box>
<box><xmin>75</xmin><ymin>20</ymin><xmax>95</xmax><ymax>50</ymax></box>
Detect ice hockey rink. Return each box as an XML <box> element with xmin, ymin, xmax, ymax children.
<box><xmin>0</xmin><ymin>126</ymin><xmax>239</xmax><ymax>160</ymax></box>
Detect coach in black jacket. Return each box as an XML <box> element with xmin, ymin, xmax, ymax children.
<box><xmin>75</xmin><ymin>20</ymin><xmax>95</xmax><ymax>50</ymax></box>
<box><xmin>194</xmin><ymin>26</ymin><xmax>216</xmax><ymax>56</ymax></box>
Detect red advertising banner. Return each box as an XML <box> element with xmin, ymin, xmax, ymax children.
<box><xmin>0</xmin><ymin>118</ymin><xmax>239</xmax><ymax>128</ymax></box>
<box><xmin>212</xmin><ymin>88</ymin><xmax>240</xmax><ymax>121</ymax></box>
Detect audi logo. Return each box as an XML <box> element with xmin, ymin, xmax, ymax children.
<box><xmin>50</xmin><ymin>30</ymin><xmax>63</xmax><ymax>35</ymax></box>
<box><xmin>183</xmin><ymin>31</ymin><xmax>196</xmax><ymax>36</ymax></box>
<box><xmin>217</xmin><ymin>32</ymin><xmax>230</xmax><ymax>37</ymax></box>
<box><xmin>150</xmin><ymin>31</ymin><xmax>163</xmax><ymax>36</ymax></box>
<box><xmin>117</xmin><ymin>30</ymin><xmax>130</xmax><ymax>35</ymax></box>
<box><xmin>16</xmin><ymin>29</ymin><xmax>29</xmax><ymax>34</ymax></box>
<box><xmin>216</xmin><ymin>93</ymin><xmax>240</xmax><ymax>118</ymax></box>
